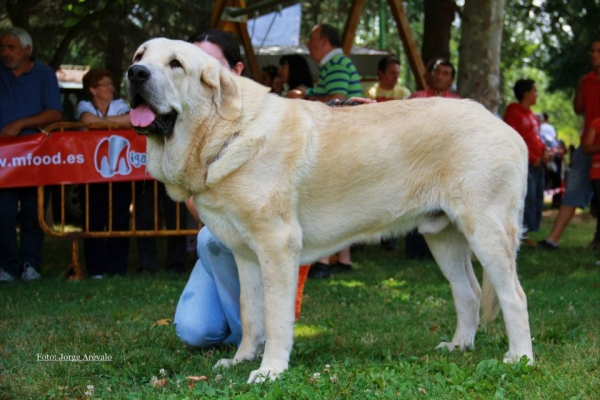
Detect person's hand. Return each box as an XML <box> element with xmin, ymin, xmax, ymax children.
<box><xmin>347</xmin><ymin>97</ymin><xmax>376</xmax><ymax>104</ymax></box>
<box><xmin>286</xmin><ymin>89</ymin><xmax>306</xmax><ymax>99</ymax></box>
<box><xmin>0</xmin><ymin>120</ymin><xmax>24</xmax><ymax>137</ymax></box>
<box><xmin>185</xmin><ymin>196</ymin><xmax>200</xmax><ymax>222</ymax></box>
<box><xmin>542</xmin><ymin>150</ymin><xmax>552</xmax><ymax>165</ymax></box>
<box><xmin>550</xmin><ymin>146</ymin><xmax>563</xmax><ymax>155</ymax></box>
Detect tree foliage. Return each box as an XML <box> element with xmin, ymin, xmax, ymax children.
<box><xmin>0</xmin><ymin>0</ymin><xmax>214</xmax><ymax>87</ymax></box>
<box><xmin>502</xmin><ymin>0</ymin><xmax>600</xmax><ymax>92</ymax></box>
<box><xmin>0</xmin><ymin>0</ymin><xmax>594</xmax><ymax>140</ymax></box>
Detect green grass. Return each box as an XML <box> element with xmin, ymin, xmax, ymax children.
<box><xmin>1</xmin><ymin>210</ymin><xmax>599</xmax><ymax>399</ymax></box>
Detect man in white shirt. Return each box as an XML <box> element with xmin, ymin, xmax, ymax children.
<box><xmin>539</xmin><ymin>112</ymin><xmax>559</xmax><ymax>149</ymax></box>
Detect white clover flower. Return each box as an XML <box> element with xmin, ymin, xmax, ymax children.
<box><xmin>84</xmin><ymin>384</ymin><xmax>94</xmax><ymax>396</ymax></box>
<box><xmin>313</xmin><ymin>372</ymin><xmax>321</xmax><ymax>379</ymax></box>
<box><xmin>159</xmin><ymin>368</ymin><xmax>166</xmax><ymax>377</ymax></box>
<box><xmin>215</xmin><ymin>374</ymin><xmax>223</xmax><ymax>381</ymax></box>
<box><xmin>330</xmin><ymin>374</ymin><xmax>338</xmax><ymax>383</ymax></box>
<box><xmin>84</xmin><ymin>385</ymin><xmax>94</xmax><ymax>397</ymax></box>
<box><xmin>151</xmin><ymin>375</ymin><xmax>158</xmax><ymax>383</ymax></box>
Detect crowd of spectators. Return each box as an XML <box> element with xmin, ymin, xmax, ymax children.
<box><xmin>1</xmin><ymin>25</ymin><xmax>598</xmax><ymax>288</ymax></box>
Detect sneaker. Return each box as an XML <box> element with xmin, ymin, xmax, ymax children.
<box><xmin>538</xmin><ymin>239</ymin><xmax>559</xmax><ymax>250</ymax></box>
<box><xmin>0</xmin><ymin>268</ymin><xmax>15</xmax><ymax>283</ymax></box>
<box><xmin>585</xmin><ymin>240</ymin><xmax>600</xmax><ymax>250</ymax></box>
<box><xmin>520</xmin><ymin>238</ymin><xmax>537</xmax><ymax>247</ymax></box>
<box><xmin>331</xmin><ymin>262</ymin><xmax>353</xmax><ymax>273</ymax></box>
<box><xmin>307</xmin><ymin>262</ymin><xmax>331</xmax><ymax>279</ymax></box>
<box><xmin>21</xmin><ymin>263</ymin><xmax>41</xmax><ymax>281</ymax></box>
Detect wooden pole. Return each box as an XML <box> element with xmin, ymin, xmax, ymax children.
<box><xmin>387</xmin><ymin>0</ymin><xmax>426</xmax><ymax>89</ymax></box>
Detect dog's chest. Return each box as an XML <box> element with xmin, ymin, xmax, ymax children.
<box><xmin>196</xmin><ymin>201</ymin><xmax>251</xmax><ymax>253</ymax></box>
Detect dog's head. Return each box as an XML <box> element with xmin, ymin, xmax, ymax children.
<box><xmin>127</xmin><ymin>38</ymin><xmax>241</xmax><ymax>138</ymax></box>
<box><xmin>126</xmin><ymin>38</ymin><xmax>242</xmax><ymax>197</ymax></box>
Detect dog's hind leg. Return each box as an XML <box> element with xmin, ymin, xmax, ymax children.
<box><xmin>213</xmin><ymin>256</ymin><xmax>265</xmax><ymax>370</ymax></box>
<box><xmin>467</xmin><ymin>214</ymin><xmax>534</xmax><ymax>364</ymax></box>
<box><xmin>424</xmin><ymin>226</ymin><xmax>481</xmax><ymax>352</ymax></box>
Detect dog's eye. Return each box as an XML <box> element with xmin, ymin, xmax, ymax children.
<box><xmin>133</xmin><ymin>53</ymin><xmax>143</xmax><ymax>63</ymax></box>
<box><xmin>170</xmin><ymin>59</ymin><xmax>183</xmax><ymax>69</ymax></box>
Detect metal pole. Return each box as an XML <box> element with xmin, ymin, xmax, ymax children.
<box><xmin>379</xmin><ymin>0</ymin><xmax>387</xmax><ymax>50</ymax></box>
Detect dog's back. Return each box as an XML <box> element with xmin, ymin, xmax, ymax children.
<box><xmin>287</xmin><ymin>98</ymin><xmax>528</xmax><ymax>261</ymax></box>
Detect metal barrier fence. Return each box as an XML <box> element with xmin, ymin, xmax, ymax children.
<box><xmin>37</xmin><ymin>122</ymin><xmax>201</xmax><ymax>280</ymax></box>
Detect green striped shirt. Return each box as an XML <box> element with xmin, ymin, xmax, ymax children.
<box><xmin>306</xmin><ymin>53</ymin><xmax>363</xmax><ymax>99</ymax></box>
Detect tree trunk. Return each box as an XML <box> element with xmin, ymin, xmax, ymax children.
<box><xmin>457</xmin><ymin>0</ymin><xmax>506</xmax><ymax>114</ymax></box>
<box><xmin>104</xmin><ymin>3</ymin><xmax>127</xmax><ymax>91</ymax></box>
<box><xmin>5</xmin><ymin>0</ymin><xmax>35</xmax><ymax>30</ymax></box>
<box><xmin>421</xmin><ymin>0</ymin><xmax>457</xmax><ymax>64</ymax></box>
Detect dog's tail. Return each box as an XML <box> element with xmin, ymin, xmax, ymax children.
<box><xmin>481</xmin><ymin>272</ymin><xmax>500</xmax><ymax>324</ymax></box>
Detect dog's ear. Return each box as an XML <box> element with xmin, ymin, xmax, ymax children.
<box><xmin>201</xmin><ymin>61</ymin><xmax>242</xmax><ymax>121</ymax></box>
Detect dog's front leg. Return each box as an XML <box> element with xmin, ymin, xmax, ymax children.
<box><xmin>213</xmin><ymin>256</ymin><xmax>265</xmax><ymax>370</ymax></box>
<box><xmin>247</xmin><ymin>227</ymin><xmax>301</xmax><ymax>384</ymax></box>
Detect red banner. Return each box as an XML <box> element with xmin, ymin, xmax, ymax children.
<box><xmin>0</xmin><ymin>130</ymin><xmax>152</xmax><ymax>188</ymax></box>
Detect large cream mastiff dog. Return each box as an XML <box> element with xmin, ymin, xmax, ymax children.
<box><xmin>127</xmin><ymin>38</ymin><xmax>534</xmax><ymax>383</ymax></box>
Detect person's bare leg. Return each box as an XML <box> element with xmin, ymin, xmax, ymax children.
<box><xmin>337</xmin><ymin>246</ymin><xmax>351</xmax><ymax>265</ymax></box>
<box><xmin>546</xmin><ymin>204</ymin><xmax>576</xmax><ymax>243</ymax></box>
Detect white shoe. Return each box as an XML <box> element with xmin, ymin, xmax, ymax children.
<box><xmin>0</xmin><ymin>268</ymin><xmax>15</xmax><ymax>283</ymax></box>
<box><xmin>21</xmin><ymin>263</ymin><xmax>41</xmax><ymax>281</ymax></box>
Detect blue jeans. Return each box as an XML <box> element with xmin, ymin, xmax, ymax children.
<box><xmin>0</xmin><ymin>187</ymin><xmax>49</xmax><ymax>276</ymax></box>
<box><xmin>524</xmin><ymin>164</ymin><xmax>545</xmax><ymax>233</ymax></box>
<box><xmin>174</xmin><ymin>227</ymin><xmax>242</xmax><ymax>347</ymax></box>
<box><xmin>562</xmin><ymin>146</ymin><xmax>593</xmax><ymax>208</ymax></box>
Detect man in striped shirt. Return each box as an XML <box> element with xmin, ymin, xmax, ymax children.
<box><xmin>289</xmin><ymin>24</ymin><xmax>362</xmax><ymax>279</ymax></box>
<box><xmin>289</xmin><ymin>24</ymin><xmax>362</xmax><ymax>102</ymax></box>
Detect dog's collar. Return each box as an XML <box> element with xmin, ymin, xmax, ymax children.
<box><xmin>210</xmin><ymin>131</ymin><xmax>239</xmax><ymax>164</ymax></box>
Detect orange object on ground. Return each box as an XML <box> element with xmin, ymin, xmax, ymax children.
<box><xmin>295</xmin><ymin>264</ymin><xmax>311</xmax><ymax>321</ymax></box>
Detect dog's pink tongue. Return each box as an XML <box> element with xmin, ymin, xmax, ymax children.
<box><xmin>130</xmin><ymin>105</ymin><xmax>156</xmax><ymax>127</ymax></box>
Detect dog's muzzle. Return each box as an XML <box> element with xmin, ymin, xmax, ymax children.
<box><xmin>127</xmin><ymin>65</ymin><xmax>177</xmax><ymax>138</ymax></box>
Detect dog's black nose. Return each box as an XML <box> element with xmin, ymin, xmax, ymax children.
<box><xmin>127</xmin><ymin>65</ymin><xmax>151</xmax><ymax>83</ymax></box>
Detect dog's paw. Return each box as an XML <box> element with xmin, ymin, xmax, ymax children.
<box><xmin>213</xmin><ymin>358</ymin><xmax>239</xmax><ymax>370</ymax></box>
<box><xmin>247</xmin><ymin>368</ymin><xmax>282</xmax><ymax>384</ymax></box>
<box><xmin>503</xmin><ymin>352</ymin><xmax>535</xmax><ymax>365</ymax></box>
<box><xmin>435</xmin><ymin>340</ymin><xmax>474</xmax><ymax>352</ymax></box>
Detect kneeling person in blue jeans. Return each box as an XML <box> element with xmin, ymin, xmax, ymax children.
<box><xmin>174</xmin><ymin>227</ymin><xmax>242</xmax><ymax>347</ymax></box>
